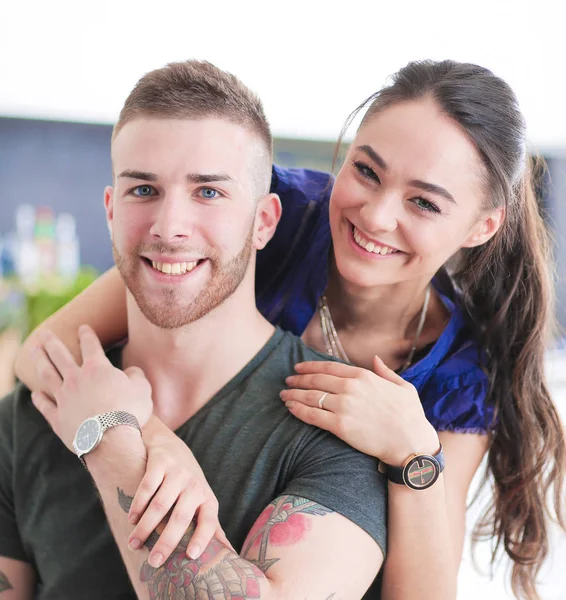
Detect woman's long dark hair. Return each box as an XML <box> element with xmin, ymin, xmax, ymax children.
<box><xmin>336</xmin><ymin>60</ymin><xmax>565</xmax><ymax>599</ymax></box>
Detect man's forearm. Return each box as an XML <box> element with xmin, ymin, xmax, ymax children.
<box><xmin>85</xmin><ymin>428</ymin><xmax>271</xmax><ymax>600</ymax></box>
<box><xmin>0</xmin><ymin>557</ymin><xmax>36</xmax><ymax>600</ymax></box>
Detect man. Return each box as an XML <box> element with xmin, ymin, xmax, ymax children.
<box><xmin>0</xmin><ymin>60</ymin><xmax>386</xmax><ymax>599</ymax></box>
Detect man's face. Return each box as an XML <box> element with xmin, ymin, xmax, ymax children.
<box><xmin>106</xmin><ymin>117</ymin><xmax>269</xmax><ymax>329</ymax></box>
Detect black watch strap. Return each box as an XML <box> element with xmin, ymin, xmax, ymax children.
<box><xmin>384</xmin><ymin>444</ymin><xmax>444</xmax><ymax>490</ymax></box>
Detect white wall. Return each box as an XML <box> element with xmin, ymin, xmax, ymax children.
<box><xmin>1</xmin><ymin>0</ymin><xmax>565</xmax><ymax>150</ymax></box>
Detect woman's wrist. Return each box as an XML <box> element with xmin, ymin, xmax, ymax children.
<box><xmin>141</xmin><ymin>414</ymin><xmax>167</xmax><ymax>443</ymax></box>
<box><xmin>385</xmin><ymin>423</ymin><xmax>440</xmax><ymax>467</ymax></box>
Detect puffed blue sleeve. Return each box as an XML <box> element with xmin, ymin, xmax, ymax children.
<box><xmin>419</xmin><ymin>369</ymin><xmax>493</xmax><ymax>434</ymax></box>
<box><xmin>258</xmin><ymin>164</ymin><xmax>333</xmax><ymax>271</ymax></box>
<box><xmin>255</xmin><ymin>165</ymin><xmax>334</xmax><ymax>335</ymax></box>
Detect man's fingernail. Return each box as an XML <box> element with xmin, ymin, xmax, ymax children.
<box><xmin>188</xmin><ymin>544</ymin><xmax>201</xmax><ymax>559</ymax></box>
<box><xmin>285</xmin><ymin>401</ymin><xmax>295</xmax><ymax>409</ymax></box>
<box><xmin>129</xmin><ymin>513</ymin><xmax>139</xmax><ymax>524</ymax></box>
<box><xmin>128</xmin><ymin>538</ymin><xmax>141</xmax><ymax>550</ymax></box>
<box><xmin>149</xmin><ymin>552</ymin><xmax>163</xmax><ymax>568</ymax></box>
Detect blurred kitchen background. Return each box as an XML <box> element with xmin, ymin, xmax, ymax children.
<box><xmin>1</xmin><ymin>0</ymin><xmax>565</xmax><ymax>597</ymax></box>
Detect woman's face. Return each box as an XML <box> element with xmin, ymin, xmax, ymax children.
<box><xmin>329</xmin><ymin>98</ymin><xmax>501</xmax><ymax>289</ymax></box>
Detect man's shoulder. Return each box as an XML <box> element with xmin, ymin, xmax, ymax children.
<box><xmin>238</xmin><ymin>329</ymin><xmax>341</xmax><ymax>414</ymax></box>
<box><xmin>0</xmin><ymin>383</ymin><xmax>31</xmax><ymax>420</ymax></box>
<box><xmin>0</xmin><ymin>383</ymin><xmax>52</xmax><ymax>445</ymax></box>
<box><xmin>275</xmin><ymin>330</ymin><xmax>341</xmax><ymax>365</ymax></box>
<box><xmin>0</xmin><ymin>384</ymin><xmax>29</xmax><ymax>456</ymax></box>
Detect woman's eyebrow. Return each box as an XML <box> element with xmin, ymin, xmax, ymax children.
<box><xmin>409</xmin><ymin>179</ymin><xmax>456</xmax><ymax>203</ymax></box>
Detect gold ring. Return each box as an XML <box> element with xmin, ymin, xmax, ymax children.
<box><xmin>318</xmin><ymin>392</ymin><xmax>329</xmax><ymax>410</ymax></box>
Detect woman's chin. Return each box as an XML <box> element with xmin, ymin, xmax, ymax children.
<box><xmin>335</xmin><ymin>259</ymin><xmax>401</xmax><ymax>289</ymax></box>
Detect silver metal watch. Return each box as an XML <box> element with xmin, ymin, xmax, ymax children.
<box><xmin>72</xmin><ymin>411</ymin><xmax>141</xmax><ymax>468</ymax></box>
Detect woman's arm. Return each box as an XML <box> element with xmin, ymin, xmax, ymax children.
<box><xmin>281</xmin><ymin>357</ymin><xmax>489</xmax><ymax>600</ymax></box>
<box><xmin>381</xmin><ymin>431</ymin><xmax>488</xmax><ymax>600</ymax></box>
<box><xmin>15</xmin><ymin>266</ymin><xmax>128</xmax><ymax>392</ymax></box>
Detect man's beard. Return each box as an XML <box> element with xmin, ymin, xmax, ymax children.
<box><xmin>113</xmin><ymin>226</ymin><xmax>254</xmax><ymax>330</ymax></box>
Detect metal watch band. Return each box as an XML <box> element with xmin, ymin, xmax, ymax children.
<box><xmin>76</xmin><ymin>411</ymin><xmax>141</xmax><ymax>468</ymax></box>
<box><xmin>383</xmin><ymin>444</ymin><xmax>445</xmax><ymax>487</ymax></box>
<box><xmin>98</xmin><ymin>411</ymin><xmax>141</xmax><ymax>434</ymax></box>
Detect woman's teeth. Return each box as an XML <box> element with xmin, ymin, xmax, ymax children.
<box><xmin>353</xmin><ymin>227</ymin><xmax>398</xmax><ymax>255</ymax></box>
<box><xmin>151</xmin><ymin>261</ymin><xmax>199</xmax><ymax>275</ymax></box>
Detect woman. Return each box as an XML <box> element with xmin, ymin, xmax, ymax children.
<box><xmin>17</xmin><ymin>60</ymin><xmax>565</xmax><ymax>599</ymax></box>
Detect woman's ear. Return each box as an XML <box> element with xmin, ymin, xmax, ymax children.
<box><xmin>253</xmin><ymin>193</ymin><xmax>282</xmax><ymax>250</ymax></box>
<box><xmin>462</xmin><ymin>206</ymin><xmax>505</xmax><ymax>248</ymax></box>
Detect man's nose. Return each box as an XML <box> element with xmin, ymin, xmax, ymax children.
<box><xmin>149</xmin><ymin>190</ymin><xmax>194</xmax><ymax>241</ymax></box>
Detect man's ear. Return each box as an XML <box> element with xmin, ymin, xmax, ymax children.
<box><xmin>462</xmin><ymin>206</ymin><xmax>505</xmax><ymax>248</ymax></box>
<box><xmin>104</xmin><ymin>186</ymin><xmax>114</xmax><ymax>240</ymax></box>
<box><xmin>253</xmin><ymin>193</ymin><xmax>282</xmax><ymax>250</ymax></box>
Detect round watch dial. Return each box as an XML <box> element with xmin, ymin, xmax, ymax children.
<box><xmin>75</xmin><ymin>418</ymin><xmax>102</xmax><ymax>453</ymax></box>
<box><xmin>403</xmin><ymin>455</ymin><xmax>440</xmax><ymax>490</ymax></box>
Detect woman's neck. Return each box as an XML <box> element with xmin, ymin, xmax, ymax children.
<box><xmin>325</xmin><ymin>259</ymin><xmax>433</xmax><ymax>341</ymax></box>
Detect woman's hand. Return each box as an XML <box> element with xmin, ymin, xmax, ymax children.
<box><xmin>280</xmin><ymin>356</ymin><xmax>439</xmax><ymax>465</ymax></box>
<box><xmin>127</xmin><ymin>416</ymin><xmax>231</xmax><ymax>565</ymax></box>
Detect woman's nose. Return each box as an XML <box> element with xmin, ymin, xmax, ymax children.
<box><xmin>358</xmin><ymin>194</ymin><xmax>399</xmax><ymax>233</ymax></box>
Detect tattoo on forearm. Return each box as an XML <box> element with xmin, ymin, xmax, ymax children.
<box><xmin>241</xmin><ymin>495</ymin><xmax>334</xmax><ymax>572</ymax></box>
<box><xmin>118</xmin><ymin>488</ymin><xmax>264</xmax><ymax>599</ymax></box>
<box><xmin>0</xmin><ymin>571</ymin><xmax>13</xmax><ymax>593</ymax></box>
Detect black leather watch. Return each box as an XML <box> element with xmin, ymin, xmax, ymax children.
<box><xmin>382</xmin><ymin>444</ymin><xmax>445</xmax><ymax>490</ymax></box>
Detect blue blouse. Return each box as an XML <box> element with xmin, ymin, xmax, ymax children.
<box><xmin>256</xmin><ymin>165</ymin><xmax>492</xmax><ymax>434</ymax></box>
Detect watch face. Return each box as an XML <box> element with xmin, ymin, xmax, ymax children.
<box><xmin>403</xmin><ymin>455</ymin><xmax>440</xmax><ymax>490</ymax></box>
<box><xmin>74</xmin><ymin>418</ymin><xmax>102</xmax><ymax>454</ymax></box>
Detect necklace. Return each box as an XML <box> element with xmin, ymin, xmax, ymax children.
<box><xmin>319</xmin><ymin>284</ymin><xmax>431</xmax><ymax>374</ymax></box>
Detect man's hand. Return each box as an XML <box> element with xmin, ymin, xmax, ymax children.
<box><xmin>30</xmin><ymin>324</ymin><xmax>153</xmax><ymax>452</ymax></box>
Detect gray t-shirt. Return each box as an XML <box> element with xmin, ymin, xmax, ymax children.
<box><xmin>0</xmin><ymin>328</ymin><xmax>387</xmax><ymax>599</ymax></box>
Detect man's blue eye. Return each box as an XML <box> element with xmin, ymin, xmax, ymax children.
<box><xmin>134</xmin><ymin>185</ymin><xmax>154</xmax><ymax>197</ymax></box>
<box><xmin>200</xmin><ymin>188</ymin><xmax>218</xmax><ymax>199</ymax></box>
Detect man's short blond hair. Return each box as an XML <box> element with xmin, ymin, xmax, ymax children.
<box><xmin>113</xmin><ymin>60</ymin><xmax>273</xmax><ymax>196</ymax></box>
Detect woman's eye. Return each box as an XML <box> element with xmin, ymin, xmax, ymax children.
<box><xmin>132</xmin><ymin>185</ymin><xmax>156</xmax><ymax>198</ymax></box>
<box><xmin>199</xmin><ymin>188</ymin><xmax>220</xmax><ymax>200</ymax></box>
<box><xmin>413</xmin><ymin>197</ymin><xmax>441</xmax><ymax>214</ymax></box>
<box><xmin>353</xmin><ymin>160</ymin><xmax>380</xmax><ymax>183</ymax></box>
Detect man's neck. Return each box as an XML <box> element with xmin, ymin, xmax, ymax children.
<box><xmin>121</xmin><ymin>289</ymin><xmax>275</xmax><ymax>429</ymax></box>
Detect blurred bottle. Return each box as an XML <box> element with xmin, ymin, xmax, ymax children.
<box><xmin>34</xmin><ymin>206</ymin><xmax>57</xmax><ymax>279</ymax></box>
<box><xmin>0</xmin><ymin>233</ymin><xmax>17</xmax><ymax>279</ymax></box>
<box><xmin>56</xmin><ymin>212</ymin><xmax>80</xmax><ymax>282</ymax></box>
<box><xmin>0</xmin><ymin>226</ymin><xmax>27</xmax><ymax>335</ymax></box>
<box><xmin>15</xmin><ymin>204</ymin><xmax>40</xmax><ymax>287</ymax></box>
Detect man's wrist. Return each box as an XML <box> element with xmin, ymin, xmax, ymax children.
<box><xmin>84</xmin><ymin>425</ymin><xmax>146</xmax><ymax>473</ymax></box>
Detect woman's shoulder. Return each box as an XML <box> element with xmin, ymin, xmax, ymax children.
<box><xmin>408</xmin><ymin>275</ymin><xmax>493</xmax><ymax>433</ymax></box>
<box><xmin>270</xmin><ymin>164</ymin><xmax>334</xmax><ymax>208</ymax></box>
<box><xmin>425</xmin><ymin>287</ymin><xmax>488</xmax><ymax>389</ymax></box>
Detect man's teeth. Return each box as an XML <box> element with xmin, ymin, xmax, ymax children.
<box><xmin>353</xmin><ymin>227</ymin><xmax>398</xmax><ymax>255</ymax></box>
<box><xmin>151</xmin><ymin>261</ymin><xmax>199</xmax><ymax>275</ymax></box>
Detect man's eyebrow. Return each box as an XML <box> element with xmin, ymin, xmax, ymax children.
<box><xmin>118</xmin><ymin>170</ymin><xmax>158</xmax><ymax>181</ymax></box>
<box><xmin>186</xmin><ymin>173</ymin><xmax>233</xmax><ymax>184</ymax></box>
<box><xmin>116</xmin><ymin>171</ymin><xmax>234</xmax><ymax>185</ymax></box>
<box><xmin>409</xmin><ymin>179</ymin><xmax>456</xmax><ymax>204</ymax></box>
<box><xmin>356</xmin><ymin>145</ymin><xmax>388</xmax><ymax>171</ymax></box>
